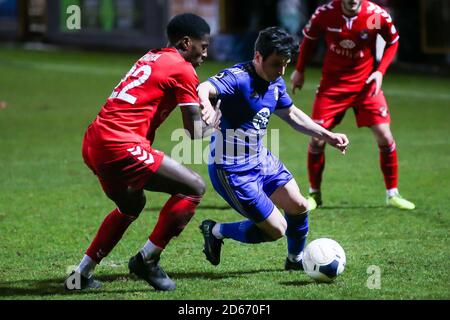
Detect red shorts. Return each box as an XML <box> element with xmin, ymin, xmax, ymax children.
<box><xmin>312</xmin><ymin>89</ymin><xmax>390</xmax><ymax>130</ymax></box>
<box><xmin>82</xmin><ymin>136</ymin><xmax>164</xmax><ymax>195</ymax></box>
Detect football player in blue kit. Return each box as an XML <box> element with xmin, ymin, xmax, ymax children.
<box><xmin>198</xmin><ymin>27</ymin><xmax>349</xmax><ymax>270</ymax></box>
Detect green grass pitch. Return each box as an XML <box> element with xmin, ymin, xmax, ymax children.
<box><xmin>0</xmin><ymin>47</ymin><xmax>449</xmax><ymax>300</ymax></box>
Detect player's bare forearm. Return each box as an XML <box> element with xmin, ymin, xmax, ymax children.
<box><xmin>181</xmin><ymin>105</ymin><xmax>204</xmax><ymax>140</ymax></box>
<box><xmin>275</xmin><ymin>106</ymin><xmax>349</xmax><ymax>153</ymax></box>
<box><xmin>275</xmin><ymin>106</ymin><xmax>332</xmax><ymax>140</ymax></box>
<box><xmin>198</xmin><ymin>81</ymin><xmax>218</xmax><ymax>102</ymax></box>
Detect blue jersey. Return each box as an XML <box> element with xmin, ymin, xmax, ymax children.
<box><xmin>208</xmin><ymin>62</ymin><xmax>293</xmax><ymax>172</ymax></box>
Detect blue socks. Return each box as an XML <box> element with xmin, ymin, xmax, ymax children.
<box><xmin>285</xmin><ymin>212</ymin><xmax>309</xmax><ymax>257</ymax></box>
<box><xmin>220</xmin><ymin>220</ymin><xmax>267</xmax><ymax>244</ymax></box>
<box><xmin>218</xmin><ymin>212</ymin><xmax>308</xmax><ymax>253</ymax></box>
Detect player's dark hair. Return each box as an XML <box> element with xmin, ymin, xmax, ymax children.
<box><xmin>166</xmin><ymin>13</ymin><xmax>210</xmax><ymax>44</ymax></box>
<box><xmin>254</xmin><ymin>27</ymin><xmax>299</xmax><ymax>60</ymax></box>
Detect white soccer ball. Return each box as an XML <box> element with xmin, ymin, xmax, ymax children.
<box><xmin>302</xmin><ymin>238</ymin><xmax>346</xmax><ymax>283</ymax></box>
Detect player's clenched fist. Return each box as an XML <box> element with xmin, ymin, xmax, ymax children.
<box><xmin>327</xmin><ymin>133</ymin><xmax>349</xmax><ymax>154</ymax></box>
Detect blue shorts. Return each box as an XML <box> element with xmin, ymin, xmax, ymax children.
<box><xmin>208</xmin><ymin>151</ymin><xmax>293</xmax><ymax>223</ymax></box>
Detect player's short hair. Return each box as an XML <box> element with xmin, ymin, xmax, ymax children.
<box><xmin>254</xmin><ymin>27</ymin><xmax>299</xmax><ymax>60</ymax></box>
<box><xmin>166</xmin><ymin>13</ymin><xmax>210</xmax><ymax>44</ymax></box>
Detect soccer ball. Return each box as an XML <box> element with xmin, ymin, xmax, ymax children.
<box><xmin>302</xmin><ymin>238</ymin><xmax>346</xmax><ymax>283</ymax></box>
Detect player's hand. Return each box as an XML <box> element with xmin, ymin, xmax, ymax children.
<box><xmin>327</xmin><ymin>133</ymin><xmax>349</xmax><ymax>155</ymax></box>
<box><xmin>211</xmin><ymin>100</ymin><xmax>222</xmax><ymax>129</ymax></box>
<box><xmin>200</xmin><ymin>98</ymin><xmax>215</xmax><ymax>125</ymax></box>
<box><xmin>200</xmin><ymin>99</ymin><xmax>221</xmax><ymax>129</ymax></box>
<box><xmin>290</xmin><ymin>70</ymin><xmax>305</xmax><ymax>95</ymax></box>
<box><xmin>366</xmin><ymin>71</ymin><xmax>383</xmax><ymax>97</ymax></box>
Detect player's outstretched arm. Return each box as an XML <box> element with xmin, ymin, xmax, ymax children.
<box><xmin>275</xmin><ymin>105</ymin><xmax>349</xmax><ymax>154</ymax></box>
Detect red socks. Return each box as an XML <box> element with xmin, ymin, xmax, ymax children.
<box><xmin>86</xmin><ymin>208</ymin><xmax>135</xmax><ymax>264</ymax></box>
<box><xmin>149</xmin><ymin>194</ymin><xmax>202</xmax><ymax>249</ymax></box>
<box><xmin>308</xmin><ymin>145</ymin><xmax>325</xmax><ymax>190</ymax></box>
<box><xmin>379</xmin><ymin>142</ymin><xmax>398</xmax><ymax>190</ymax></box>
<box><xmin>85</xmin><ymin>194</ymin><xmax>201</xmax><ymax>264</ymax></box>
<box><xmin>307</xmin><ymin>141</ymin><xmax>398</xmax><ymax>192</ymax></box>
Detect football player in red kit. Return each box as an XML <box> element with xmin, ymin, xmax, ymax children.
<box><xmin>291</xmin><ymin>0</ymin><xmax>415</xmax><ymax>210</ymax></box>
<box><xmin>65</xmin><ymin>14</ymin><xmax>218</xmax><ymax>291</ymax></box>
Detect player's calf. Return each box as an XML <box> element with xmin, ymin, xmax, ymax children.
<box><xmin>308</xmin><ymin>140</ymin><xmax>326</xmax><ymax>197</ymax></box>
<box><xmin>256</xmin><ymin>208</ymin><xmax>287</xmax><ymax>241</ymax></box>
<box><xmin>263</xmin><ymin>224</ymin><xmax>286</xmax><ymax>241</ymax></box>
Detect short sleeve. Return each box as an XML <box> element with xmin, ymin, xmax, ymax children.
<box><xmin>379</xmin><ymin>10</ymin><xmax>400</xmax><ymax>45</ymax></box>
<box><xmin>174</xmin><ymin>64</ymin><xmax>200</xmax><ymax>106</ymax></box>
<box><xmin>366</xmin><ymin>2</ymin><xmax>399</xmax><ymax>45</ymax></box>
<box><xmin>276</xmin><ymin>81</ymin><xmax>293</xmax><ymax>110</ymax></box>
<box><xmin>208</xmin><ymin>70</ymin><xmax>238</xmax><ymax>97</ymax></box>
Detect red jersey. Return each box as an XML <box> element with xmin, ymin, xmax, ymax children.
<box><xmin>303</xmin><ymin>0</ymin><xmax>399</xmax><ymax>95</ymax></box>
<box><xmin>86</xmin><ymin>48</ymin><xmax>200</xmax><ymax>146</ymax></box>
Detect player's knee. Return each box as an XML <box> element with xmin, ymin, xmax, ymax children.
<box><xmin>134</xmin><ymin>194</ymin><xmax>147</xmax><ymax>215</ymax></box>
<box><xmin>189</xmin><ymin>173</ymin><xmax>206</xmax><ymax>196</ymax></box>
<box><xmin>378</xmin><ymin>137</ymin><xmax>395</xmax><ymax>149</ymax></box>
<box><xmin>266</xmin><ymin>221</ymin><xmax>287</xmax><ymax>241</ymax></box>
<box><xmin>270</xmin><ymin>226</ymin><xmax>286</xmax><ymax>241</ymax></box>
<box><xmin>310</xmin><ymin>139</ymin><xmax>325</xmax><ymax>152</ymax></box>
<box><xmin>378</xmin><ymin>137</ymin><xmax>396</xmax><ymax>154</ymax></box>
<box><xmin>115</xmin><ymin>191</ymin><xmax>146</xmax><ymax>218</ymax></box>
<box><xmin>373</xmin><ymin>127</ymin><xmax>394</xmax><ymax>147</ymax></box>
<box><xmin>286</xmin><ymin>198</ymin><xmax>309</xmax><ymax>214</ymax></box>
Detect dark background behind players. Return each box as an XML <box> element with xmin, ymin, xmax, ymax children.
<box><xmin>0</xmin><ymin>0</ymin><xmax>448</xmax><ymax>75</ymax></box>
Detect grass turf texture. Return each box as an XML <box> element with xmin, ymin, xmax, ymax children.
<box><xmin>0</xmin><ymin>47</ymin><xmax>449</xmax><ymax>300</ymax></box>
